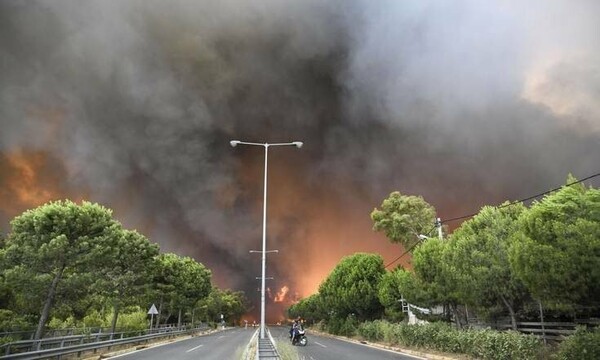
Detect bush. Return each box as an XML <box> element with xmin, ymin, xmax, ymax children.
<box><xmin>342</xmin><ymin>320</ymin><xmax>544</xmax><ymax>360</ymax></box>
<box><xmin>555</xmin><ymin>327</ymin><xmax>600</xmax><ymax>360</ymax></box>
<box><xmin>48</xmin><ymin>316</ymin><xmax>77</xmax><ymax>329</ymax></box>
<box><xmin>339</xmin><ymin>315</ymin><xmax>359</xmax><ymax>337</ymax></box>
<box><xmin>82</xmin><ymin>310</ymin><xmax>107</xmax><ymax>329</ymax></box>
<box><xmin>358</xmin><ymin>320</ymin><xmax>385</xmax><ymax>341</ymax></box>
<box><xmin>0</xmin><ymin>310</ymin><xmax>34</xmax><ymax>334</ymax></box>
<box><xmin>470</xmin><ymin>329</ymin><xmax>542</xmax><ymax>360</ymax></box>
<box><xmin>115</xmin><ymin>307</ymin><xmax>147</xmax><ymax>332</ymax></box>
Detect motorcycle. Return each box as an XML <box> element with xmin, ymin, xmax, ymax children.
<box><xmin>291</xmin><ymin>326</ymin><xmax>308</xmax><ymax>346</ymax></box>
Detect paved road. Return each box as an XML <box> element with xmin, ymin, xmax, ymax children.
<box><xmin>270</xmin><ymin>326</ymin><xmax>424</xmax><ymax>360</ymax></box>
<box><xmin>108</xmin><ymin>327</ymin><xmax>256</xmax><ymax>360</ymax></box>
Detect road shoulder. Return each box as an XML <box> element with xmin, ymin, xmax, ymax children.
<box><xmin>85</xmin><ymin>327</ymin><xmax>228</xmax><ymax>359</ymax></box>
<box><xmin>307</xmin><ymin>329</ymin><xmax>465</xmax><ymax>360</ymax></box>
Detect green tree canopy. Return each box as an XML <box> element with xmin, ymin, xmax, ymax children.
<box><xmin>288</xmin><ymin>293</ymin><xmax>326</xmax><ymax>324</ymax></box>
<box><xmin>96</xmin><ymin>229</ymin><xmax>160</xmax><ymax>333</ymax></box>
<box><xmin>377</xmin><ymin>268</ymin><xmax>406</xmax><ymax>322</ymax></box>
<box><xmin>509</xmin><ymin>177</ymin><xmax>600</xmax><ymax>307</ymax></box>
<box><xmin>196</xmin><ymin>287</ymin><xmax>248</xmax><ymax>325</ymax></box>
<box><xmin>319</xmin><ymin>253</ymin><xmax>385</xmax><ymax>321</ymax></box>
<box><xmin>371</xmin><ymin>191</ymin><xmax>436</xmax><ymax>248</ymax></box>
<box><xmin>448</xmin><ymin>203</ymin><xmax>530</xmax><ymax>329</ymax></box>
<box><xmin>151</xmin><ymin>253</ymin><xmax>211</xmax><ymax>326</ymax></box>
<box><xmin>2</xmin><ymin>200</ymin><xmax>122</xmax><ymax>339</ymax></box>
<box><xmin>411</xmin><ymin>237</ymin><xmax>464</xmax><ymax>324</ymax></box>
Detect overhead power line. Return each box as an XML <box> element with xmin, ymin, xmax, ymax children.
<box><xmin>384</xmin><ymin>225</ymin><xmax>437</xmax><ymax>269</ymax></box>
<box><xmin>442</xmin><ymin>171</ymin><xmax>600</xmax><ymax>224</ymax></box>
<box><xmin>384</xmin><ymin>171</ymin><xmax>600</xmax><ymax>269</ymax></box>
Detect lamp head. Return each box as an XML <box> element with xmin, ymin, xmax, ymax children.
<box><xmin>293</xmin><ymin>141</ymin><xmax>303</xmax><ymax>148</ymax></box>
<box><xmin>230</xmin><ymin>140</ymin><xmax>240</xmax><ymax>147</ymax></box>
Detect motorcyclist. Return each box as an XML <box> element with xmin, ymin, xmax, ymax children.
<box><xmin>289</xmin><ymin>317</ymin><xmax>302</xmax><ymax>339</ymax></box>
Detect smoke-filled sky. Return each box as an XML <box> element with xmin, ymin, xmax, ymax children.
<box><xmin>1</xmin><ymin>0</ymin><xmax>599</xmax><ymax>320</ymax></box>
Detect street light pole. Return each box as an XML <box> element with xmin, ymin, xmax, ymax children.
<box><xmin>260</xmin><ymin>144</ymin><xmax>268</xmax><ymax>340</ymax></box>
<box><xmin>230</xmin><ymin>140</ymin><xmax>302</xmax><ymax>339</ymax></box>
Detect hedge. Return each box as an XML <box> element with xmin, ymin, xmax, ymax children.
<box><xmin>357</xmin><ymin>320</ymin><xmax>543</xmax><ymax>360</ymax></box>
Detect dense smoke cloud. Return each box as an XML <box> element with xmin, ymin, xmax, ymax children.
<box><xmin>1</xmin><ymin>0</ymin><xmax>599</xmax><ymax>319</ymax></box>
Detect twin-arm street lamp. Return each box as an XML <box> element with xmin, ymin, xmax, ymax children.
<box><xmin>230</xmin><ymin>140</ymin><xmax>303</xmax><ymax>339</ymax></box>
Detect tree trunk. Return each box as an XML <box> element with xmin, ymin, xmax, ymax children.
<box><xmin>177</xmin><ymin>308</ymin><xmax>182</xmax><ymax>328</ymax></box>
<box><xmin>500</xmin><ymin>295</ymin><xmax>518</xmax><ymax>330</ymax></box>
<box><xmin>538</xmin><ymin>299</ymin><xmax>547</xmax><ymax>345</ymax></box>
<box><xmin>451</xmin><ymin>303</ymin><xmax>463</xmax><ymax>329</ymax></box>
<box><xmin>110</xmin><ymin>301</ymin><xmax>120</xmax><ymax>335</ymax></box>
<box><xmin>34</xmin><ymin>265</ymin><xmax>65</xmax><ymax>340</ymax></box>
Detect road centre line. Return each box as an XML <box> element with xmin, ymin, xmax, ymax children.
<box><xmin>314</xmin><ymin>341</ymin><xmax>327</xmax><ymax>348</ymax></box>
<box><xmin>186</xmin><ymin>344</ymin><xmax>204</xmax><ymax>352</ymax></box>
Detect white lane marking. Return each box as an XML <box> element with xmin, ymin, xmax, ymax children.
<box><xmin>314</xmin><ymin>341</ymin><xmax>327</xmax><ymax>348</ymax></box>
<box><xmin>186</xmin><ymin>344</ymin><xmax>204</xmax><ymax>353</ymax></box>
<box><xmin>310</xmin><ymin>356</ymin><xmax>317</xmax><ymax>360</ymax></box>
<box><xmin>108</xmin><ymin>339</ymin><xmax>182</xmax><ymax>358</ymax></box>
<box><xmin>218</xmin><ymin>335</ymin><xmax>226</xmax><ymax>339</ymax></box>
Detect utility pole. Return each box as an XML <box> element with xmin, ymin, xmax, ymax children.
<box><xmin>436</xmin><ymin>217</ymin><xmax>443</xmax><ymax>240</ymax></box>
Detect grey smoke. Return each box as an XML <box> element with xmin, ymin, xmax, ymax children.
<box><xmin>1</xmin><ymin>0</ymin><xmax>599</xmax><ymax>311</ymax></box>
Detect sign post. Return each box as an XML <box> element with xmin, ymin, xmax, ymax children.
<box><xmin>148</xmin><ymin>304</ymin><xmax>159</xmax><ymax>332</ymax></box>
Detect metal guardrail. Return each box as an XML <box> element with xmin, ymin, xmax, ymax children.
<box><xmin>470</xmin><ymin>318</ymin><xmax>599</xmax><ymax>341</ymax></box>
<box><xmin>0</xmin><ymin>326</ymin><xmax>208</xmax><ymax>359</ymax></box>
<box><xmin>0</xmin><ymin>324</ymin><xmax>194</xmax><ymax>341</ymax></box>
<box><xmin>256</xmin><ymin>327</ymin><xmax>280</xmax><ymax>360</ymax></box>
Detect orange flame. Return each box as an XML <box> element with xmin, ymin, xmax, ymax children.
<box><xmin>274</xmin><ymin>285</ymin><xmax>289</xmax><ymax>303</ymax></box>
<box><xmin>0</xmin><ymin>150</ymin><xmax>62</xmax><ymax>217</ymax></box>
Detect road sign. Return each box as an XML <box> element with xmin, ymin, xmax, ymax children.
<box><xmin>148</xmin><ymin>304</ymin><xmax>159</xmax><ymax>315</ymax></box>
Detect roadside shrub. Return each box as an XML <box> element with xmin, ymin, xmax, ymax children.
<box><xmin>0</xmin><ymin>336</ymin><xmax>15</xmax><ymax>346</ymax></box>
<box><xmin>82</xmin><ymin>310</ymin><xmax>107</xmax><ymax>328</ymax></box>
<box><xmin>0</xmin><ymin>309</ymin><xmax>33</xmax><ymax>334</ymax></box>
<box><xmin>358</xmin><ymin>320</ymin><xmax>384</xmax><ymax>341</ymax></box>
<box><xmin>48</xmin><ymin>315</ymin><xmax>77</xmax><ymax>329</ymax></box>
<box><xmin>555</xmin><ymin>327</ymin><xmax>600</xmax><ymax>360</ymax></box>
<box><xmin>339</xmin><ymin>315</ymin><xmax>359</xmax><ymax>337</ymax></box>
<box><xmin>325</xmin><ymin>317</ymin><xmax>343</xmax><ymax>335</ymax></box>
<box><xmin>313</xmin><ymin>320</ymin><xmax>326</xmax><ymax>332</ymax></box>
<box><xmin>337</xmin><ymin>320</ymin><xmax>544</xmax><ymax>359</ymax></box>
<box><xmin>115</xmin><ymin>307</ymin><xmax>147</xmax><ymax>332</ymax></box>
<box><xmin>470</xmin><ymin>329</ymin><xmax>542</xmax><ymax>360</ymax></box>
<box><xmin>327</xmin><ymin>315</ymin><xmax>358</xmax><ymax>337</ymax></box>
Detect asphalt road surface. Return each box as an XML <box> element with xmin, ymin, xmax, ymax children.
<box><xmin>270</xmin><ymin>326</ymin><xmax>425</xmax><ymax>360</ymax></box>
<box><xmin>108</xmin><ymin>327</ymin><xmax>256</xmax><ymax>360</ymax></box>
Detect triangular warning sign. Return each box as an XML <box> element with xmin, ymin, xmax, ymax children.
<box><xmin>148</xmin><ymin>304</ymin><xmax>159</xmax><ymax>315</ymax></box>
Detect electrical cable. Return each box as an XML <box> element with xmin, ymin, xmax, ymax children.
<box><xmin>442</xmin><ymin>171</ymin><xmax>600</xmax><ymax>224</ymax></box>
<box><xmin>383</xmin><ymin>171</ymin><xmax>600</xmax><ymax>269</ymax></box>
<box><xmin>384</xmin><ymin>225</ymin><xmax>437</xmax><ymax>269</ymax></box>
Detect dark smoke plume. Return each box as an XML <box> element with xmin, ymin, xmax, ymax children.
<box><xmin>1</xmin><ymin>0</ymin><xmax>599</xmax><ymax>320</ymax></box>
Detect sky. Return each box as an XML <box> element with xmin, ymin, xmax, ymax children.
<box><xmin>1</xmin><ymin>0</ymin><xmax>599</xmax><ymax>321</ymax></box>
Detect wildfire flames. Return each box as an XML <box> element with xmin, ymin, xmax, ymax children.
<box><xmin>274</xmin><ymin>286</ymin><xmax>289</xmax><ymax>303</ymax></box>
<box><xmin>0</xmin><ymin>150</ymin><xmax>71</xmax><ymax>221</ymax></box>
<box><xmin>2</xmin><ymin>0</ymin><xmax>599</xmax><ymax>323</ymax></box>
